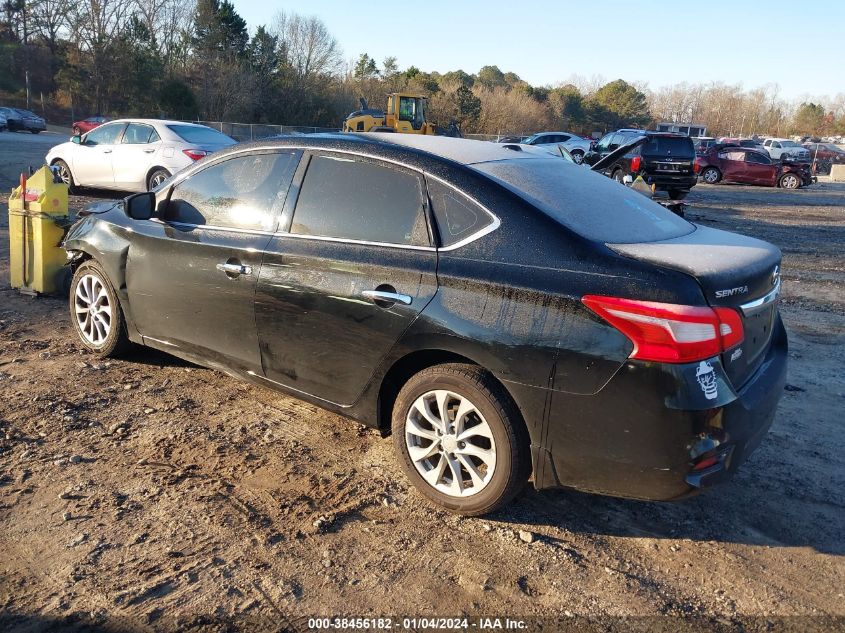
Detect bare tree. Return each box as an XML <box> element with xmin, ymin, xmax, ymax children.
<box><xmin>29</xmin><ymin>0</ymin><xmax>69</xmax><ymax>54</ymax></box>
<box><xmin>271</xmin><ymin>11</ymin><xmax>342</xmax><ymax>84</ymax></box>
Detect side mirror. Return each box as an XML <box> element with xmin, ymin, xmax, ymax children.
<box><xmin>124</xmin><ymin>191</ymin><xmax>155</xmax><ymax>220</ymax></box>
<box><xmin>71</xmin><ymin>135</ymin><xmax>81</xmax><ymax>144</ymax></box>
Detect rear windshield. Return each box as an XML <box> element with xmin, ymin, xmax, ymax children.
<box><xmin>641</xmin><ymin>136</ymin><xmax>695</xmax><ymax>157</ymax></box>
<box><xmin>166</xmin><ymin>125</ymin><xmax>234</xmax><ymax>145</ymax></box>
<box><xmin>471</xmin><ymin>158</ymin><xmax>695</xmax><ymax>244</ymax></box>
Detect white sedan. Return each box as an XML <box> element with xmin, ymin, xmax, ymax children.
<box><xmin>46</xmin><ymin>119</ymin><xmax>236</xmax><ymax>192</ymax></box>
<box><xmin>519</xmin><ymin>132</ymin><xmax>593</xmax><ymax>164</ymax></box>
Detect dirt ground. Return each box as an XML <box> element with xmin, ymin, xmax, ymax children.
<box><xmin>0</xmin><ymin>132</ymin><xmax>843</xmax><ymax>632</ymax></box>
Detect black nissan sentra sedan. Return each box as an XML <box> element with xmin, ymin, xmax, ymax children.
<box><xmin>63</xmin><ymin>133</ymin><xmax>787</xmax><ymax>515</ymax></box>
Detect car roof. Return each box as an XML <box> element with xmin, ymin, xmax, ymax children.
<box><xmin>104</xmin><ymin>119</ymin><xmax>210</xmax><ymax>127</ymax></box>
<box><xmin>258</xmin><ymin>133</ymin><xmax>554</xmax><ymax>167</ymax></box>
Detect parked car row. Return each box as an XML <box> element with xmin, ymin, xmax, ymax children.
<box><xmin>547</xmin><ymin>128</ymin><xmax>817</xmax><ymax>192</ymax></box>
<box><xmin>0</xmin><ymin>106</ymin><xmax>47</xmax><ymax>133</ymax></box>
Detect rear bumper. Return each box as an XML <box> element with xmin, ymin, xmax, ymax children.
<box><xmin>642</xmin><ymin>173</ymin><xmax>698</xmax><ymax>191</ymax></box>
<box><xmin>534</xmin><ymin>314</ymin><xmax>788</xmax><ymax>500</ymax></box>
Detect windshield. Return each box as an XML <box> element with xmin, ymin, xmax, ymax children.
<box><xmin>471</xmin><ymin>158</ymin><xmax>694</xmax><ymax>243</ymax></box>
<box><xmin>15</xmin><ymin>109</ymin><xmax>37</xmax><ymax>117</ymax></box>
<box><xmin>781</xmin><ymin>141</ymin><xmax>800</xmax><ymax>148</ymax></box>
<box><xmin>166</xmin><ymin>124</ymin><xmax>235</xmax><ymax>145</ymax></box>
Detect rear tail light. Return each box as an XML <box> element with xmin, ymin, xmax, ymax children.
<box><xmin>582</xmin><ymin>295</ymin><xmax>744</xmax><ymax>363</ymax></box>
<box><xmin>693</xmin><ymin>158</ymin><xmax>701</xmax><ymax>174</ymax></box>
<box><xmin>630</xmin><ymin>156</ymin><xmax>642</xmax><ymax>172</ymax></box>
<box><xmin>692</xmin><ymin>455</ymin><xmax>720</xmax><ymax>471</ymax></box>
<box><xmin>182</xmin><ymin>149</ymin><xmax>210</xmax><ymax>161</ymax></box>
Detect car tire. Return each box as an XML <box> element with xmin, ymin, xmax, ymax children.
<box><xmin>69</xmin><ymin>260</ymin><xmax>131</xmax><ymax>358</ymax></box>
<box><xmin>52</xmin><ymin>159</ymin><xmax>77</xmax><ymax>194</ymax></box>
<box><xmin>72</xmin><ymin>126</ymin><xmax>81</xmax><ymax>136</ymax></box>
<box><xmin>392</xmin><ymin>363</ymin><xmax>530</xmax><ymax>516</ymax></box>
<box><xmin>570</xmin><ymin>150</ymin><xmax>585</xmax><ymax>164</ymax></box>
<box><xmin>779</xmin><ymin>173</ymin><xmax>800</xmax><ymax>189</ymax></box>
<box><xmin>667</xmin><ymin>189</ymin><xmax>688</xmax><ymax>200</ymax></box>
<box><xmin>701</xmin><ymin>167</ymin><xmax>721</xmax><ymax>184</ymax></box>
<box><xmin>612</xmin><ymin>169</ymin><xmax>625</xmax><ymax>183</ymax></box>
<box><xmin>31</xmin><ymin>130</ymin><xmax>40</xmax><ymax>134</ymax></box>
<box><xmin>147</xmin><ymin>168</ymin><xmax>171</xmax><ymax>191</ymax></box>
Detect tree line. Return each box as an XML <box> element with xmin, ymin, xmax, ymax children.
<box><xmin>2</xmin><ymin>0</ymin><xmax>844</xmax><ymax>138</ymax></box>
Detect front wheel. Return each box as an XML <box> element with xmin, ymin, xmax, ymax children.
<box><xmin>31</xmin><ymin>130</ymin><xmax>40</xmax><ymax>134</ymax></box>
<box><xmin>701</xmin><ymin>167</ymin><xmax>721</xmax><ymax>184</ymax></box>
<box><xmin>570</xmin><ymin>149</ymin><xmax>585</xmax><ymax>164</ymax></box>
<box><xmin>52</xmin><ymin>159</ymin><xmax>77</xmax><ymax>194</ymax></box>
<box><xmin>779</xmin><ymin>173</ymin><xmax>801</xmax><ymax>189</ymax></box>
<box><xmin>69</xmin><ymin>261</ymin><xmax>131</xmax><ymax>357</ymax></box>
<box><xmin>392</xmin><ymin>364</ymin><xmax>530</xmax><ymax>516</ymax></box>
<box><xmin>72</xmin><ymin>126</ymin><xmax>81</xmax><ymax>136</ymax></box>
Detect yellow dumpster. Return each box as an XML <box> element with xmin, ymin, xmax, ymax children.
<box><xmin>8</xmin><ymin>166</ymin><xmax>70</xmax><ymax>295</ymax></box>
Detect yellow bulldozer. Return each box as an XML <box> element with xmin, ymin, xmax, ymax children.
<box><xmin>344</xmin><ymin>93</ymin><xmax>437</xmax><ymax>135</ymax></box>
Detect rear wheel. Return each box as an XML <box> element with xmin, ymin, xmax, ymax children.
<box><xmin>779</xmin><ymin>173</ymin><xmax>800</xmax><ymax>189</ymax></box>
<box><xmin>392</xmin><ymin>364</ymin><xmax>530</xmax><ymax>516</ymax></box>
<box><xmin>31</xmin><ymin>130</ymin><xmax>40</xmax><ymax>134</ymax></box>
<box><xmin>147</xmin><ymin>168</ymin><xmax>171</xmax><ymax>191</ymax></box>
<box><xmin>612</xmin><ymin>169</ymin><xmax>625</xmax><ymax>183</ymax></box>
<box><xmin>69</xmin><ymin>261</ymin><xmax>130</xmax><ymax>358</ymax></box>
<box><xmin>701</xmin><ymin>167</ymin><xmax>721</xmax><ymax>184</ymax></box>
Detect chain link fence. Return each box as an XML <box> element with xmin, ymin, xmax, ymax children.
<box><xmin>184</xmin><ymin>121</ymin><xmax>341</xmax><ymax>142</ymax></box>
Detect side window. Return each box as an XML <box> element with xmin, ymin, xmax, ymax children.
<box><xmin>607</xmin><ymin>134</ymin><xmax>622</xmax><ymax>152</ymax></box>
<box><xmin>427</xmin><ymin>179</ymin><xmax>494</xmax><ymax>248</ymax></box>
<box><xmin>165</xmin><ymin>151</ymin><xmax>299</xmax><ymax>231</ymax></box>
<box><xmin>596</xmin><ymin>133</ymin><xmax>613</xmax><ymax>152</ymax></box>
<box><xmin>559</xmin><ymin>134</ymin><xmax>571</xmax><ymax>142</ymax></box>
<box><xmin>290</xmin><ymin>155</ymin><xmax>429</xmax><ymax>246</ymax></box>
<box><xmin>746</xmin><ymin>153</ymin><xmax>771</xmax><ymax>165</ymax></box>
<box><xmin>720</xmin><ymin>151</ymin><xmax>745</xmax><ymax>161</ymax></box>
<box><xmin>84</xmin><ymin>123</ymin><xmax>125</xmax><ymax>145</ymax></box>
<box><xmin>772</xmin><ymin>141</ymin><xmax>781</xmax><ymax>149</ymax></box>
<box><xmin>122</xmin><ymin>123</ymin><xmax>155</xmax><ymax>144</ymax></box>
<box><xmin>149</xmin><ymin>128</ymin><xmax>160</xmax><ymax>143</ymax></box>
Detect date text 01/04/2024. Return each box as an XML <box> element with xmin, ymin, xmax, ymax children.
<box><xmin>306</xmin><ymin>617</ymin><xmax>528</xmax><ymax>630</ymax></box>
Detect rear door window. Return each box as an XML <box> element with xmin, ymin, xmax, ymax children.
<box><xmin>426</xmin><ymin>179</ymin><xmax>494</xmax><ymax>248</ymax></box>
<box><xmin>290</xmin><ymin>154</ymin><xmax>429</xmax><ymax>246</ymax></box>
<box><xmin>121</xmin><ymin>123</ymin><xmax>156</xmax><ymax>144</ymax></box>
<box><xmin>165</xmin><ymin>151</ymin><xmax>300</xmax><ymax>231</ymax></box>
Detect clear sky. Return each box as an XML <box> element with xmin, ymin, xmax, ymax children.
<box><xmin>233</xmin><ymin>0</ymin><xmax>844</xmax><ymax>100</ymax></box>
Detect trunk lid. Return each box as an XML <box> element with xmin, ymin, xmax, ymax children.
<box><xmin>610</xmin><ymin>224</ymin><xmax>782</xmax><ymax>388</ymax></box>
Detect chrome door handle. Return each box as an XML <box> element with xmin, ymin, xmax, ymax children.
<box><xmin>102</xmin><ymin>149</ymin><xmax>112</xmax><ymax>153</ymax></box>
<box><xmin>143</xmin><ymin>148</ymin><xmax>155</xmax><ymax>153</ymax></box>
<box><xmin>362</xmin><ymin>290</ymin><xmax>412</xmax><ymax>306</ymax></box>
<box><xmin>216</xmin><ymin>262</ymin><xmax>252</xmax><ymax>276</ymax></box>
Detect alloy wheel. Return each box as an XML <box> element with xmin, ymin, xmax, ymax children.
<box><xmin>572</xmin><ymin>151</ymin><xmax>584</xmax><ymax>164</ymax></box>
<box><xmin>150</xmin><ymin>172</ymin><xmax>168</xmax><ymax>189</ymax></box>
<box><xmin>781</xmin><ymin>174</ymin><xmax>799</xmax><ymax>189</ymax></box>
<box><xmin>74</xmin><ymin>273</ymin><xmax>112</xmax><ymax>346</ymax></box>
<box><xmin>55</xmin><ymin>162</ymin><xmax>71</xmax><ymax>186</ymax></box>
<box><xmin>405</xmin><ymin>389</ymin><xmax>497</xmax><ymax>498</ymax></box>
<box><xmin>703</xmin><ymin>169</ymin><xmax>719</xmax><ymax>184</ymax></box>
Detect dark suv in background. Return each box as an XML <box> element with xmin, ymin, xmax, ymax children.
<box><xmin>584</xmin><ymin>130</ymin><xmax>698</xmax><ymax>199</ymax></box>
